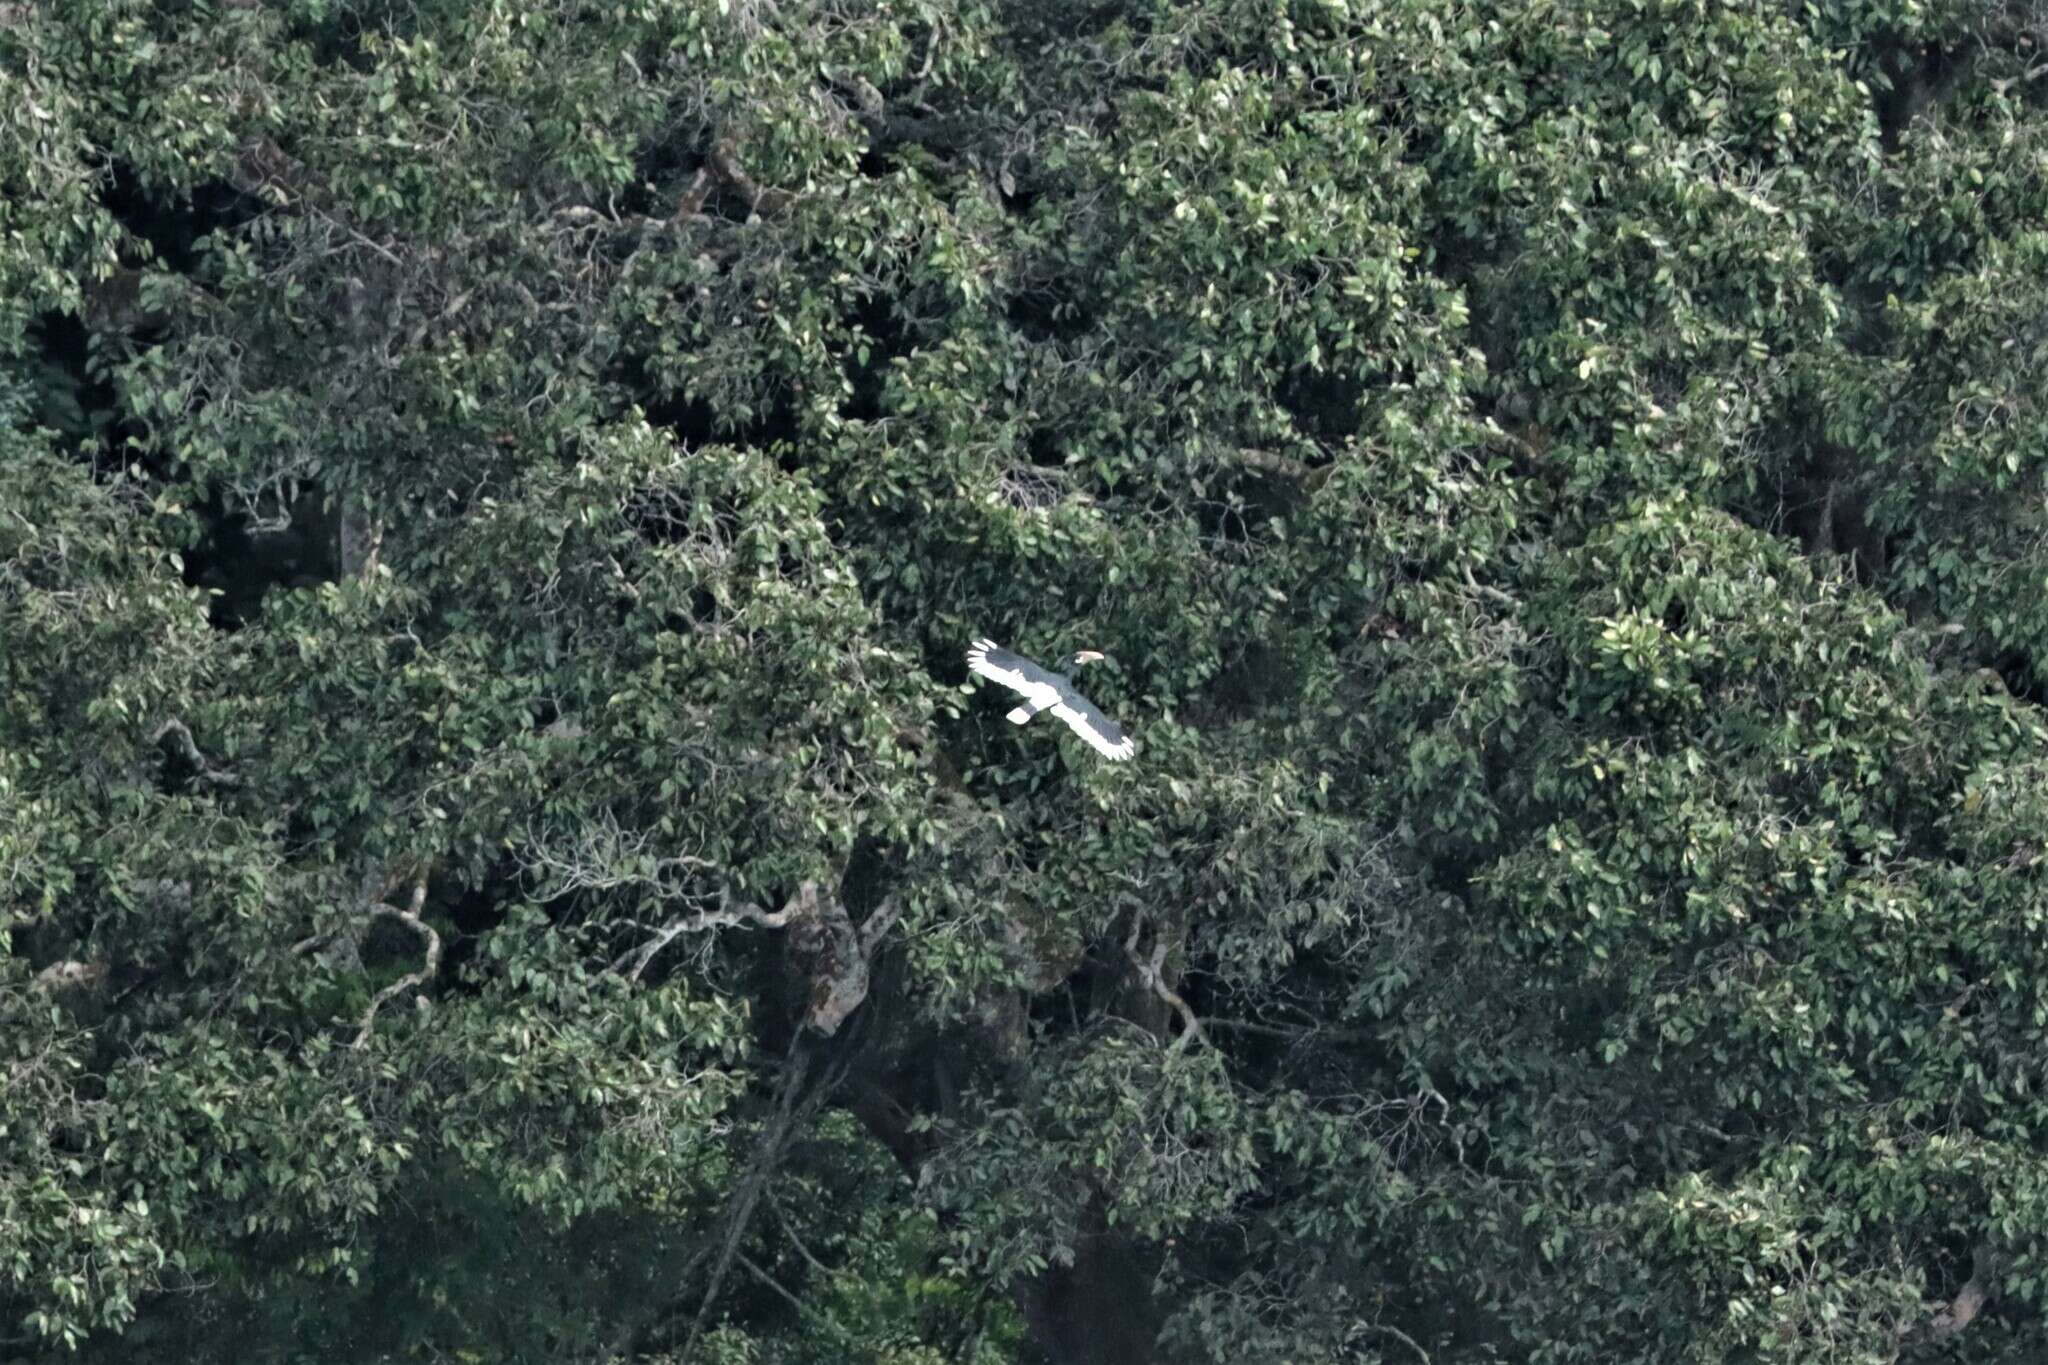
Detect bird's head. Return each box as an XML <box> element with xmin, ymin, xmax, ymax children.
<box><xmin>1062</xmin><ymin>649</ymin><xmax>1107</xmax><ymax>671</ymax></box>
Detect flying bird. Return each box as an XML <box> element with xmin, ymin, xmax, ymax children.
<box><xmin>965</xmin><ymin>638</ymin><xmax>1135</xmax><ymax>761</ymax></box>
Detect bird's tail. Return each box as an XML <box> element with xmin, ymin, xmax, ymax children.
<box><xmin>1006</xmin><ymin>704</ymin><xmax>1039</xmax><ymax>725</ymax></box>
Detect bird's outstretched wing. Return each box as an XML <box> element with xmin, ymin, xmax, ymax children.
<box><xmin>968</xmin><ymin>637</ymin><xmax>1134</xmax><ymax>760</ymax></box>
<box><xmin>1050</xmin><ymin>695</ymin><xmax>1136</xmax><ymax>761</ymax></box>
<box><xmin>967</xmin><ymin>638</ymin><xmax>1061</xmax><ymax>706</ymax></box>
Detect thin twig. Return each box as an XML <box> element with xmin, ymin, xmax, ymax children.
<box><xmin>329</xmin><ymin>213</ymin><xmax>407</xmax><ymax>269</ymax></box>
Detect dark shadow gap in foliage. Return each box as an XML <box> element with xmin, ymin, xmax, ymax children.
<box><xmin>99</xmin><ymin>163</ymin><xmax>263</xmax><ymax>276</ymax></box>
<box><xmin>1005</xmin><ymin>277</ymin><xmax>1093</xmax><ymax>344</ymax></box>
<box><xmin>179</xmin><ymin>482</ymin><xmax>349</xmax><ymax>629</ymax></box>
<box><xmin>1275</xmin><ymin>365</ymin><xmax>1365</xmax><ymax>446</ymax></box>
<box><xmin>19</xmin><ymin>312</ymin><xmax>137</xmax><ymax>473</ymax></box>
<box><xmin>841</xmin><ymin>290</ymin><xmax>913</xmax><ymax>424</ymax></box>
<box><xmin>1025</xmin><ymin>426</ymin><xmax>1068</xmax><ymax>470</ymax></box>
<box><xmin>1992</xmin><ymin>650</ymin><xmax>2048</xmax><ymax>710</ymax></box>
<box><xmin>1873</xmin><ymin>40</ymin><xmax>1973</xmax><ymax>152</ymax></box>
<box><xmin>434</xmin><ymin>872</ymin><xmax>517</xmax><ymax>987</ymax></box>
<box><xmin>617</xmin><ymin>350</ymin><xmax>803</xmax><ymax>454</ymax></box>
<box><xmin>1183</xmin><ymin>639</ymin><xmax>1295</xmax><ymax>730</ymax></box>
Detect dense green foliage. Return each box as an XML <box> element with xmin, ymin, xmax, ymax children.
<box><xmin>8</xmin><ymin>0</ymin><xmax>2048</xmax><ymax>1360</ymax></box>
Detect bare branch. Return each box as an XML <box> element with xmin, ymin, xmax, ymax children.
<box><xmin>1459</xmin><ymin>565</ymin><xmax>1517</xmax><ymax>607</ymax></box>
<box><xmin>857</xmin><ymin>900</ymin><xmax>903</xmax><ymax>956</ymax></box>
<box><xmin>598</xmin><ymin>867</ymin><xmax>895</xmax><ymax>1036</ymax></box>
<box><xmin>1196</xmin><ymin>1016</ymin><xmax>1375</xmax><ymax>1044</ymax></box>
<box><xmin>351</xmin><ymin>879</ymin><xmax>440</xmax><ymax>1048</ymax></box>
<box><xmin>766</xmin><ymin>1190</ymin><xmax>835</xmax><ymax>1281</ymax></box>
<box><xmin>150</xmin><ymin>718</ymin><xmax>241</xmax><ymax>787</ymax></box>
<box><xmin>611</xmin><ymin>893</ymin><xmax>800</xmax><ymax>982</ymax></box>
<box><xmin>676</xmin><ymin>1041</ymin><xmax>830</xmax><ymax>1362</ymax></box>
<box><xmin>794</xmin><ymin>884</ymin><xmax>901</xmax><ymax>1037</ymax></box>
<box><xmin>733</xmin><ymin>1251</ymin><xmax>806</xmax><ymax>1316</ymax></box>
<box><xmin>673</xmin><ymin>166</ymin><xmax>713</xmax><ymax>220</ymax></box>
<box><xmin>1124</xmin><ymin>916</ymin><xmax>1206</xmax><ymax>1049</ymax></box>
<box><xmin>1235</xmin><ymin>447</ymin><xmax>1319</xmax><ymax>483</ymax></box>
<box><xmin>707</xmin><ymin>136</ymin><xmax>793</xmax><ymax>219</ymax></box>
<box><xmin>317</xmin><ymin>211</ymin><xmax>408</xmax><ymax>270</ymax></box>
<box><xmin>913</xmin><ymin>23</ymin><xmax>942</xmax><ymax>82</ymax></box>
<box><xmin>33</xmin><ymin>960</ymin><xmax>107</xmax><ymax>992</ymax></box>
<box><xmin>1355</xmin><ymin>1321</ymin><xmax>1432</xmax><ymax>1364</ymax></box>
<box><xmin>518</xmin><ymin>816</ymin><xmax>716</xmax><ymax>899</ymax></box>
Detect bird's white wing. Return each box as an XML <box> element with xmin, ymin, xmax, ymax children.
<box><xmin>966</xmin><ymin>639</ymin><xmax>1060</xmax><ymax>707</ymax></box>
<box><xmin>1050</xmin><ymin>702</ymin><xmax>1136</xmax><ymax>761</ymax></box>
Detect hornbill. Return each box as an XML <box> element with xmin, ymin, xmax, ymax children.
<box><xmin>965</xmin><ymin>638</ymin><xmax>1135</xmax><ymax>760</ymax></box>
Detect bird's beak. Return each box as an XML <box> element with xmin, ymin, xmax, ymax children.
<box><xmin>1073</xmin><ymin>650</ymin><xmax>1106</xmax><ymax>664</ymax></box>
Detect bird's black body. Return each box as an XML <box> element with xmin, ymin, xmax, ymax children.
<box><xmin>965</xmin><ymin>638</ymin><xmax>1135</xmax><ymax>760</ymax></box>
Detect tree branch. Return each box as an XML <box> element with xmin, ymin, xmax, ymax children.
<box><xmin>1235</xmin><ymin>447</ymin><xmax>1319</xmax><ymax>483</ymax></box>
<box><xmin>818</xmin><ymin>70</ymin><xmax>990</xmax><ymax>168</ymax></box>
<box><xmin>1196</xmin><ymin>1016</ymin><xmax>1375</xmax><ymax>1044</ymax></box>
<box><xmin>857</xmin><ymin>900</ymin><xmax>903</xmax><ymax>956</ymax></box>
<box><xmin>733</xmin><ymin>1250</ymin><xmax>807</xmax><ymax>1316</ymax></box>
<box><xmin>766</xmin><ymin>1190</ymin><xmax>835</xmax><ymax>1281</ymax></box>
<box><xmin>150</xmin><ymin>718</ymin><xmax>240</xmax><ymax>787</ymax></box>
<box><xmin>676</xmin><ymin>1042</ymin><xmax>821</xmax><ymax>1360</ymax></box>
<box><xmin>707</xmin><ymin>136</ymin><xmax>793</xmax><ymax>219</ymax></box>
<box><xmin>732</xmin><ymin>1249</ymin><xmax>866</xmax><ymax>1353</ymax></box>
<box><xmin>33</xmin><ymin>959</ymin><xmax>107</xmax><ymax>992</ymax></box>
<box><xmin>793</xmin><ymin>885</ymin><xmax>899</xmax><ymax>1036</ymax></box>
<box><xmin>673</xmin><ymin>166</ymin><xmax>713</xmax><ymax>220</ymax></box>
<box><xmin>611</xmin><ymin>891</ymin><xmax>801</xmax><ymax>982</ymax></box>
<box><xmin>1124</xmin><ymin>917</ymin><xmax>1205</xmax><ymax>1049</ymax></box>
<box><xmin>1357</xmin><ymin>1321</ymin><xmax>1431</xmax><ymax>1364</ymax></box>
<box><xmin>1923</xmin><ymin>1245</ymin><xmax>1998</xmax><ymax>1343</ymax></box>
<box><xmin>1460</xmin><ymin>566</ymin><xmax>1517</xmax><ymax>607</ymax></box>
<box><xmin>351</xmin><ymin>878</ymin><xmax>440</xmax><ymax>1048</ymax></box>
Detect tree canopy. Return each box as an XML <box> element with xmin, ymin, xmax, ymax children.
<box><xmin>7</xmin><ymin>0</ymin><xmax>2048</xmax><ymax>1361</ymax></box>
